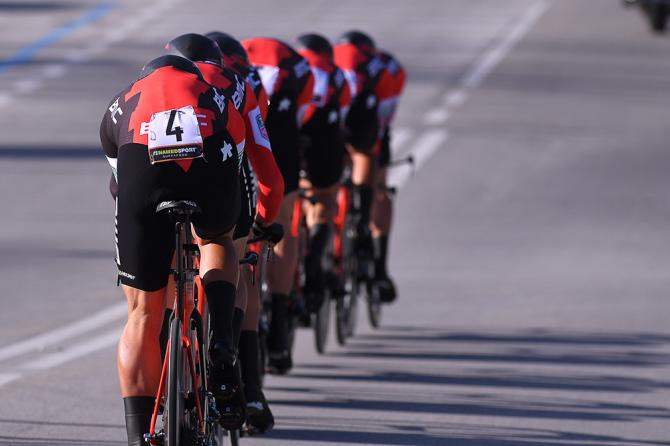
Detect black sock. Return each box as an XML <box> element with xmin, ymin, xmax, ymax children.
<box><xmin>269</xmin><ymin>294</ymin><xmax>288</xmax><ymax>352</ymax></box>
<box><xmin>373</xmin><ymin>235</ymin><xmax>389</xmax><ymax>278</ymax></box>
<box><xmin>123</xmin><ymin>396</ymin><xmax>154</xmax><ymax>446</ymax></box>
<box><xmin>205</xmin><ymin>281</ymin><xmax>237</xmax><ymax>351</ymax></box>
<box><xmin>159</xmin><ymin>309</ymin><xmax>172</xmax><ymax>362</ymax></box>
<box><xmin>353</xmin><ymin>185</ymin><xmax>373</xmax><ymax>231</ymax></box>
<box><xmin>232</xmin><ymin>307</ymin><xmax>245</xmax><ymax>350</ymax></box>
<box><xmin>239</xmin><ymin>330</ymin><xmax>262</xmax><ymax>401</ymax></box>
<box><xmin>306</xmin><ymin>223</ymin><xmax>331</xmax><ymax>285</ymax></box>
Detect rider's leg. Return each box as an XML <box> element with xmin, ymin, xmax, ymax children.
<box><xmin>118</xmin><ymin>285</ymin><xmax>166</xmax><ymax>446</ymax></box>
<box><xmin>232</xmin><ymin>236</ymin><xmax>248</xmax><ymax>348</ymax></box>
<box><xmin>370</xmin><ymin>166</ymin><xmax>396</xmax><ymax>301</ymax></box>
<box><xmin>349</xmin><ymin>146</ymin><xmax>376</xmax><ymax>248</ymax></box>
<box><xmin>266</xmin><ymin>191</ymin><xmax>299</xmax><ymax>372</ymax></box>
<box><xmin>239</xmin><ymin>262</ymin><xmax>274</xmax><ymax>432</ymax></box>
<box><xmin>303</xmin><ymin>184</ymin><xmax>339</xmax><ymax>308</ymax></box>
<box><xmin>198</xmin><ymin>230</ymin><xmax>239</xmax><ymax>363</ymax></box>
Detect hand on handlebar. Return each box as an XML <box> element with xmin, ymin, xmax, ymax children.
<box><xmin>251</xmin><ymin>218</ymin><xmax>284</xmax><ymax>244</ymax></box>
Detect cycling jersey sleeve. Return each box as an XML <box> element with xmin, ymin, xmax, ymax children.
<box><xmin>99</xmin><ymin>108</ymin><xmax>118</xmax><ymax>179</ymax></box>
<box><xmin>244</xmin><ymin>97</ymin><xmax>284</xmax><ymax>223</ymax></box>
<box><xmin>296</xmin><ymin>71</ymin><xmax>315</xmax><ymax>128</ymax></box>
<box><xmin>339</xmin><ymin>80</ymin><xmax>352</xmax><ymax>124</ymax></box>
<box><xmin>257</xmin><ymin>86</ymin><xmax>269</xmax><ymax>121</ymax></box>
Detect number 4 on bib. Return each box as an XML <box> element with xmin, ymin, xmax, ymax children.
<box><xmin>148</xmin><ymin>105</ymin><xmax>204</xmax><ymax>164</ymax></box>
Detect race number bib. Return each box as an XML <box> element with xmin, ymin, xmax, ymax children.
<box><xmin>148</xmin><ymin>106</ymin><xmax>204</xmax><ymax>164</ymax></box>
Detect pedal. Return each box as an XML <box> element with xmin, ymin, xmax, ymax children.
<box><xmin>143</xmin><ymin>432</ymin><xmax>164</xmax><ymax>445</ymax></box>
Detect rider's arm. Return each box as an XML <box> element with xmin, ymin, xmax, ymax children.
<box><xmin>243</xmin><ymin>82</ymin><xmax>284</xmax><ymax>224</ymax></box>
<box><xmin>295</xmin><ymin>70</ymin><xmax>315</xmax><ymax>128</ymax></box>
<box><xmin>339</xmin><ymin>76</ymin><xmax>352</xmax><ymax>126</ymax></box>
<box><xmin>100</xmin><ymin>109</ymin><xmax>119</xmax><ymax>199</ymax></box>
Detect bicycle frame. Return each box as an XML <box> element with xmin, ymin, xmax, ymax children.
<box><xmin>147</xmin><ymin>217</ymin><xmax>206</xmax><ymax>443</ymax></box>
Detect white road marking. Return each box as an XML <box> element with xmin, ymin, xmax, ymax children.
<box><xmin>391</xmin><ymin>128</ymin><xmax>412</xmax><ymax>154</ymax></box>
<box><xmin>0</xmin><ymin>303</ymin><xmax>126</xmax><ymax>363</ymax></box>
<box><xmin>0</xmin><ymin>0</ymin><xmax>185</xmax><ymax>109</ymax></box>
<box><xmin>43</xmin><ymin>64</ymin><xmax>67</xmax><ymax>78</ymax></box>
<box><xmin>389</xmin><ymin>130</ymin><xmax>449</xmax><ymax>189</ymax></box>
<box><xmin>461</xmin><ymin>0</ymin><xmax>551</xmax><ymax>90</ymax></box>
<box><xmin>410</xmin><ymin>0</ymin><xmax>550</xmax><ymax>187</ymax></box>
<box><xmin>20</xmin><ymin>328</ymin><xmax>122</xmax><ymax>371</ymax></box>
<box><xmin>13</xmin><ymin>79</ymin><xmax>40</xmax><ymax>94</ymax></box>
<box><xmin>444</xmin><ymin>90</ymin><xmax>468</xmax><ymax>109</ymax></box>
<box><xmin>0</xmin><ymin>373</ymin><xmax>21</xmax><ymax>387</ymax></box>
<box><xmin>423</xmin><ymin>108</ymin><xmax>451</xmax><ymax>125</ymax></box>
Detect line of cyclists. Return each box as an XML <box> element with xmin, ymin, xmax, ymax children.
<box><xmin>100</xmin><ymin>29</ymin><xmax>405</xmax><ymax>446</ymax></box>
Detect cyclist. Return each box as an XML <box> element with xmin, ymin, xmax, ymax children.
<box><xmin>100</xmin><ymin>55</ymin><xmax>244</xmax><ymax>446</ymax></box>
<box><xmin>295</xmin><ymin>33</ymin><xmax>351</xmax><ymax>310</ymax></box>
<box><xmin>168</xmin><ymin>32</ymin><xmax>282</xmax><ymax>433</ymax></box>
<box><xmin>371</xmin><ymin>49</ymin><xmax>406</xmax><ymax>303</ymax></box>
<box><xmin>242</xmin><ymin>37</ymin><xmax>314</xmax><ymax>374</ymax></box>
<box><xmin>333</xmin><ymin>31</ymin><xmax>387</xmax><ymax>266</ymax></box>
<box><xmin>205</xmin><ymin>30</ymin><xmax>279</xmax><ymax>433</ymax></box>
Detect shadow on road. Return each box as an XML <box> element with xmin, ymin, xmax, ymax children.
<box><xmin>265</xmin><ymin>325</ymin><xmax>670</xmax><ymax>445</ymax></box>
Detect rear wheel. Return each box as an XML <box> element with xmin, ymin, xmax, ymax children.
<box><xmin>314</xmin><ymin>289</ymin><xmax>330</xmax><ymax>354</ymax></box>
<box><xmin>647</xmin><ymin>2</ymin><xmax>669</xmax><ymax>31</ymax></box>
<box><xmin>165</xmin><ymin>318</ymin><xmax>185</xmax><ymax>446</ymax></box>
<box><xmin>367</xmin><ymin>283</ymin><xmax>383</xmax><ymax>329</ymax></box>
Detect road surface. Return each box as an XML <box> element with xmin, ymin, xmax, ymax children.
<box><xmin>0</xmin><ymin>0</ymin><xmax>669</xmax><ymax>445</ymax></box>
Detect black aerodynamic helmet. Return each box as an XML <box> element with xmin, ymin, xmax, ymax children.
<box><xmin>205</xmin><ymin>31</ymin><xmax>248</xmax><ymax>64</ymax></box>
<box><xmin>337</xmin><ymin>30</ymin><xmax>375</xmax><ymax>51</ymax></box>
<box><xmin>296</xmin><ymin>33</ymin><xmax>333</xmax><ymax>58</ymax></box>
<box><xmin>165</xmin><ymin>33</ymin><xmax>223</xmax><ymax>66</ymax></box>
<box><xmin>139</xmin><ymin>54</ymin><xmax>203</xmax><ymax>80</ymax></box>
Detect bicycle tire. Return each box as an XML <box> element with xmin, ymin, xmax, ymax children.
<box><xmin>346</xmin><ymin>289</ymin><xmax>359</xmax><ymax>337</ymax></box>
<box><xmin>165</xmin><ymin>317</ymin><xmax>184</xmax><ymax>446</ymax></box>
<box><xmin>335</xmin><ymin>294</ymin><xmax>347</xmax><ymax>345</ymax></box>
<box><xmin>367</xmin><ymin>283</ymin><xmax>382</xmax><ymax>329</ymax></box>
<box><xmin>314</xmin><ymin>290</ymin><xmax>330</xmax><ymax>354</ymax></box>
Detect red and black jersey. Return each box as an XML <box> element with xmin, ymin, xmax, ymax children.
<box><xmin>333</xmin><ymin>42</ymin><xmax>387</xmax><ymax>151</ymax></box>
<box><xmin>195</xmin><ymin>61</ymin><xmax>284</xmax><ymax>224</ymax></box>
<box><xmin>242</xmin><ymin>38</ymin><xmax>314</xmax><ymax>125</ymax></box>
<box><xmin>376</xmin><ymin>50</ymin><xmax>406</xmax><ymax>134</ymax></box>
<box><xmin>100</xmin><ymin>65</ymin><xmax>243</xmax><ymax>173</ymax></box>
<box><xmin>298</xmin><ymin>47</ymin><xmax>351</xmax><ymax>127</ymax></box>
<box><xmin>225</xmin><ymin>57</ymin><xmax>269</xmax><ymax>122</ymax></box>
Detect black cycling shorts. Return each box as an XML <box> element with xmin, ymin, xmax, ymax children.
<box><xmin>301</xmin><ymin>116</ymin><xmax>345</xmax><ymax>188</ymax></box>
<box><xmin>265</xmin><ymin>90</ymin><xmax>300</xmax><ymax>194</ymax></box>
<box><xmin>115</xmin><ymin>142</ymin><xmax>240</xmax><ymax>292</ymax></box>
<box><xmin>378</xmin><ymin>127</ymin><xmax>391</xmax><ymax>168</ymax></box>
<box><xmin>233</xmin><ymin>156</ymin><xmax>256</xmax><ymax>240</ymax></box>
<box><xmin>345</xmin><ymin>92</ymin><xmax>379</xmax><ymax>153</ymax></box>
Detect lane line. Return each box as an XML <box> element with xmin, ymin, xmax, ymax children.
<box><xmin>0</xmin><ymin>1</ymin><xmax>117</xmax><ymax>76</ymax></box>
<box><xmin>444</xmin><ymin>90</ymin><xmax>468</xmax><ymax>109</ymax></box>
<box><xmin>461</xmin><ymin>0</ymin><xmax>551</xmax><ymax>90</ymax></box>
<box><xmin>0</xmin><ymin>373</ymin><xmax>21</xmax><ymax>387</ymax></box>
<box><xmin>408</xmin><ymin>0</ymin><xmax>550</xmax><ymax>189</ymax></box>
<box><xmin>389</xmin><ymin>130</ymin><xmax>449</xmax><ymax>188</ymax></box>
<box><xmin>423</xmin><ymin>108</ymin><xmax>451</xmax><ymax>125</ymax></box>
<box><xmin>391</xmin><ymin>128</ymin><xmax>412</xmax><ymax>154</ymax></box>
<box><xmin>20</xmin><ymin>328</ymin><xmax>122</xmax><ymax>371</ymax></box>
<box><xmin>0</xmin><ymin>303</ymin><xmax>126</xmax><ymax>363</ymax></box>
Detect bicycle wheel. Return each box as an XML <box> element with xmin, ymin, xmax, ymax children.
<box><xmin>335</xmin><ymin>293</ymin><xmax>348</xmax><ymax>346</ymax></box>
<box><xmin>165</xmin><ymin>317</ymin><xmax>185</xmax><ymax>446</ymax></box>
<box><xmin>346</xmin><ymin>287</ymin><xmax>359</xmax><ymax>337</ymax></box>
<box><xmin>367</xmin><ymin>282</ymin><xmax>383</xmax><ymax>329</ymax></box>
<box><xmin>314</xmin><ymin>289</ymin><xmax>330</xmax><ymax>354</ymax></box>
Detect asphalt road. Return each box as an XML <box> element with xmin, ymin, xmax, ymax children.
<box><xmin>1</xmin><ymin>0</ymin><xmax>670</xmax><ymax>445</ymax></box>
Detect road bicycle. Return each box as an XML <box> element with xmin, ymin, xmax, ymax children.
<box><xmin>145</xmin><ymin>200</ymin><xmax>256</xmax><ymax>446</ymax></box>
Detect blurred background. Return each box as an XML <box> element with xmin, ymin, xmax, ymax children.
<box><xmin>0</xmin><ymin>0</ymin><xmax>669</xmax><ymax>444</ymax></box>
